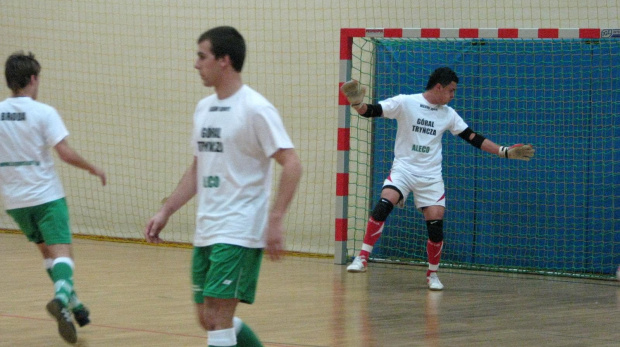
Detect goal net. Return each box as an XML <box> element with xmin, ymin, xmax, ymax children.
<box><xmin>336</xmin><ymin>28</ymin><xmax>620</xmax><ymax>279</ymax></box>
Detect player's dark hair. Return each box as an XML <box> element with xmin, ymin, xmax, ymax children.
<box><xmin>197</xmin><ymin>26</ymin><xmax>246</xmax><ymax>72</ymax></box>
<box><xmin>425</xmin><ymin>67</ymin><xmax>459</xmax><ymax>90</ymax></box>
<box><xmin>5</xmin><ymin>51</ymin><xmax>41</xmax><ymax>93</ymax></box>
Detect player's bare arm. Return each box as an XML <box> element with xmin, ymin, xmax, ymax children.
<box><xmin>458</xmin><ymin>127</ymin><xmax>535</xmax><ymax>161</ymax></box>
<box><xmin>145</xmin><ymin>157</ymin><xmax>198</xmax><ymax>243</ymax></box>
<box><xmin>265</xmin><ymin>148</ymin><xmax>302</xmax><ymax>261</ymax></box>
<box><xmin>54</xmin><ymin>138</ymin><xmax>107</xmax><ymax>185</ymax></box>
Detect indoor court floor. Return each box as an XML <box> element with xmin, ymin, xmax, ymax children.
<box><xmin>1</xmin><ymin>233</ymin><xmax>618</xmax><ymax>347</ymax></box>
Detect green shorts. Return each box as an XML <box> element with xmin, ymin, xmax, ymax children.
<box><xmin>191</xmin><ymin>244</ymin><xmax>263</xmax><ymax>304</ymax></box>
<box><xmin>6</xmin><ymin>198</ymin><xmax>72</xmax><ymax>245</ymax></box>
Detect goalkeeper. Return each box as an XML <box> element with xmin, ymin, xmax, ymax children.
<box><xmin>341</xmin><ymin>67</ymin><xmax>534</xmax><ymax>290</ymax></box>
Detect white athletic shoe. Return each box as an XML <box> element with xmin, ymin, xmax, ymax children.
<box><xmin>346</xmin><ymin>256</ymin><xmax>367</xmax><ymax>273</ymax></box>
<box><xmin>427</xmin><ymin>272</ymin><xmax>444</xmax><ymax>291</ymax></box>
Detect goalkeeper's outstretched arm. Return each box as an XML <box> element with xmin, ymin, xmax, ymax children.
<box><xmin>458</xmin><ymin>127</ymin><xmax>535</xmax><ymax>161</ymax></box>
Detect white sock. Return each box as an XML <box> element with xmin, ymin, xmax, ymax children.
<box><xmin>44</xmin><ymin>258</ymin><xmax>54</xmax><ymax>271</ymax></box>
<box><xmin>233</xmin><ymin>317</ymin><xmax>243</xmax><ymax>334</ymax></box>
<box><xmin>208</xmin><ymin>327</ymin><xmax>236</xmax><ymax>346</ymax></box>
<box><xmin>52</xmin><ymin>257</ymin><xmax>75</xmax><ymax>269</ymax></box>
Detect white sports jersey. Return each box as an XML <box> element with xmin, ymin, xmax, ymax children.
<box><xmin>0</xmin><ymin>97</ymin><xmax>68</xmax><ymax>209</ymax></box>
<box><xmin>379</xmin><ymin>93</ymin><xmax>469</xmax><ymax>177</ymax></box>
<box><xmin>192</xmin><ymin>85</ymin><xmax>294</xmax><ymax>248</ymax></box>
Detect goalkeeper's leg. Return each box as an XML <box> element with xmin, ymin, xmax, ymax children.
<box><xmin>347</xmin><ymin>188</ymin><xmax>401</xmax><ymax>272</ymax></box>
<box><xmin>425</xmin><ymin>218</ymin><xmax>444</xmax><ymax>277</ymax></box>
<box><xmin>360</xmin><ymin>197</ymin><xmax>393</xmax><ymax>259</ymax></box>
<box><xmin>423</xmin><ymin>205</ymin><xmax>445</xmax><ymax>290</ymax></box>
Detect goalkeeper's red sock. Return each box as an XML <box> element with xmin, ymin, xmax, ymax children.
<box><xmin>426</xmin><ymin>240</ymin><xmax>443</xmax><ymax>277</ymax></box>
<box><xmin>359</xmin><ymin>217</ymin><xmax>385</xmax><ymax>259</ymax></box>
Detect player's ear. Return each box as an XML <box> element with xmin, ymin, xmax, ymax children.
<box><xmin>219</xmin><ymin>55</ymin><xmax>232</xmax><ymax>68</ymax></box>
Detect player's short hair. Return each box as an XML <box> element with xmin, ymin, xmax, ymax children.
<box><xmin>5</xmin><ymin>51</ymin><xmax>41</xmax><ymax>93</ymax></box>
<box><xmin>425</xmin><ymin>67</ymin><xmax>459</xmax><ymax>90</ymax></box>
<box><xmin>197</xmin><ymin>26</ymin><xmax>246</xmax><ymax>72</ymax></box>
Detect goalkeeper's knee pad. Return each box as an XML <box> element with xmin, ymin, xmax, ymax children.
<box><xmin>426</xmin><ymin>220</ymin><xmax>444</xmax><ymax>243</ymax></box>
<box><xmin>371</xmin><ymin>198</ymin><xmax>394</xmax><ymax>222</ymax></box>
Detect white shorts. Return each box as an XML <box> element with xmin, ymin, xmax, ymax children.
<box><xmin>382</xmin><ymin>167</ymin><xmax>445</xmax><ymax>210</ymax></box>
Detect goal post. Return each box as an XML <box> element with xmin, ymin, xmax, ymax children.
<box><xmin>336</xmin><ymin>28</ymin><xmax>620</xmax><ymax>280</ymax></box>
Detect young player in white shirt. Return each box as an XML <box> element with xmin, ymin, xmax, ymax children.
<box><xmin>341</xmin><ymin>67</ymin><xmax>534</xmax><ymax>290</ymax></box>
<box><xmin>0</xmin><ymin>52</ymin><xmax>106</xmax><ymax>343</ymax></box>
<box><xmin>145</xmin><ymin>26</ymin><xmax>302</xmax><ymax>347</ymax></box>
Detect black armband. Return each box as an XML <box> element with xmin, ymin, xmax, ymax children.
<box><xmin>458</xmin><ymin>127</ymin><xmax>486</xmax><ymax>149</ymax></box>
<box><xmin>360</xmin><ymin>103</ymin><xmax>383</xmax><ymax>118</ymax></box>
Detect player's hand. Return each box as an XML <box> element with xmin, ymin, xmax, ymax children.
<box><xmin>499</xmin><ymin>144</ymin><xmax>535</xmax><ymax>161</ymax></box>
<box><xmin>341</xmin><ymin>80</ymin><xmax>367</xmax><ymax>107</ymax></box>
<box><xmin>265</xmin><ymin>218</ymin><xmax>285</xmax><ymax>261</ymax></box>
<box><xmin>144</xmin><ymin>211</ymin><xmax>169</xmax><ymax>243</ymax></box>
<box><xmin>89</xmin><ymin>166</ymin><xmax>107</xmax><ymax>186</ymax></box>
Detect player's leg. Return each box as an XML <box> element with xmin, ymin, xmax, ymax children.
<box><xmin>34</xmin><ymin>199</ymin><xmax>77</xmax><ymax>305</ymax></box>
<box><xmin>232</xmin><ymin>316</ymin><xmax>262</xmax><ymax>346</ymax></box>
<box><xmin>347</xmin><ymin>186</ymin><xmax>402</xmax><ymax>273</ymax></box>
<box><xmin>7</xmin><ymin>201</ymin><xmax>77</xmax><ymax>342</ymax></box>
<box><xmin>41</xmin><ymin>243</ymin><xmax>78</xmax><ymax>343</ymax></box>
<box><xmin>38</xmin><ymin>199</ymin><xmax>81</xmax><ymax>342</ymax></box>
<box><xmin>35</xmin><ymin>242</ymin><xmax>73</xmax><ymax>304</ymax></box>
<box><xmin>45</xmin><ymin>243</ymin><xmax>75</xmax><ymax>303</ymax></box>
<box><xmin>36</xmin><ymin>242</ymin><xmax>90</xmax><ymax>326</ymax></box>
<box><xmin>198</xmin><ymin>298</ymin><xmax>239</xmax><ymax>347</ymax></box>
<box><xmin>423</xmin><ymin>205</ymin><xmax>445</xmax><ymax>290</ymax></box>
<box><xmin>412</xmin><ymin>177</ymin><xmax>446</xmax><ymax>290</ymax></box>
<box><xmin>197</xmin><ymin>298</ymin><xmax>264</xmax><ymax>347</ymax></box>
<box><xmin>193</xmin><ymin>245</ymin><xmax>264</xmax><ymax>347</ymax></box>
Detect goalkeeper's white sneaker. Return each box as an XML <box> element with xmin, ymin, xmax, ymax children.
<box><xmin>347</xmin><ymin>256</ymin><xmax>367</xmax><ymax>273</ymax></box>
<box><xmin>427</xmin><ymin>272</ymin><xmax>444</xmax><ymax>291</ymax></box>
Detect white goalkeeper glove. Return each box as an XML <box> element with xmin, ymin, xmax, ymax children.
<box><xmin>340</xmin><ymin>80</ymin><xmax>367</xmax><ymax>107</ymax></box>
<box><xmin>498</xmin><ymin>144</ymin><xmax>535</xmax><ymax>161</ymax></box>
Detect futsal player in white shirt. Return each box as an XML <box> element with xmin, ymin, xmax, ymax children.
<box><xmin>145</xmin><ymin>26</ymin><xmax>302</xmax><ymax>347</ymax></box>
<box><xmin>0</xmin><ymin>52</ymin><xmax>106</xmax><ymax>343</ymax></box>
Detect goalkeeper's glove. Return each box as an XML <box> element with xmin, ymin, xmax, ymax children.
<box><xmin>498</xmin><ymin>144</ymin><xmax>535</xmax><ymax>161</ymax></box>
<box><xmin>340</xmin><ymin>80</ymin><xmax>367</xmax><ymax>107</ymax></box>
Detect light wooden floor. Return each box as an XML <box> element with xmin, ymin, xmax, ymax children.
<box><xmin>1</xmin><ymin>232</ymin><xmax>618</xmax><ymax>347</ymax></box>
